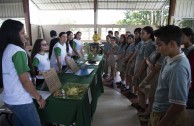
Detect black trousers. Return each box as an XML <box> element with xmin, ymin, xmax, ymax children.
<box><xmin>36</xmin><ymin>79</ymin><xmax>44</xmax><ymax>87</ymax></box>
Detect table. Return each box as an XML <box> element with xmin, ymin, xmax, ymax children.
<box><xmin>36</xmin><ymin>55</ymin><xmax>104</xmax><ymax>126</ymax></box>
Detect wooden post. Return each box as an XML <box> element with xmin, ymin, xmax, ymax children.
<box><xmin>168</xmin><ymin>0</ymin><xmax>176</xmax><ymax>25</ymax></box>
<box><xmin>22</xmin><ymin>0</ymin><xmax>32</xmax><ymax>45</ymax></box>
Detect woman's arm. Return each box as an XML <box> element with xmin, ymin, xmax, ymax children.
<box><xmin>19</xmin><ymin>72</ymin><xmax>46</xmax><ymax>109</ymax></box>
<box><xmin>56</xmin><ymin>56</ymin><xmax>62</xmax><ymax>73</ymax></box>
<box><xmin>127</xmin><ymin>50</ymin><xmax>138</xmax><ymax>64</ymax></box>
<box><xmin>139</xmin><ymin>61</ymin><xmax>161</xmax><ymax>88</ymax></box>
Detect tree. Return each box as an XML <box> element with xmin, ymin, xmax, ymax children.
<box><xmin>117</xmin><ymin>6</ymin><xmax>169</xmax><ymax>26</ymax></box>
<box><xmin>178</xmin><ymin>20</ymin><xmax>194</xmax><ymax>29</ymax></box>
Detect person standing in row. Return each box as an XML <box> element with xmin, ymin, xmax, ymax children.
<box><xmin>31</xmin><ymin>39</ymin><xmax>50</xmax><ymax>87</ymax></box>
<box><xmin>116</xmin><ymin>34</ymin><xmax>127</xmax><ymax>86</ymax></box>
<box><xmin>151</xmin><ymin>25</ymin><xmax>191</xmax><ymax>126</ymax></box>
<box><xmin>73</xmin><ymin>31</ymin><xmax>84</xmax><ymax>57</ymax></box>
<box><xmin>0</xmin><ymin>19</ymin><xmax>46</xmax><ymax>126</ymax></box>
<box><xmin>132</xmin><ymin>26</ymin><xmax>156</xmax><ymax>113</ymax></box>
<box><xmin>49</xmin><ymin>30</ymin><xmax>59</xmax><ymax>59</ymax></box>
<box><xmin>50</xmin><ymin>32</ymin><xmax>69</xmax><ymax>73</ymax></box>
<box><xmin>181</xmin><ymin>28</ymin><xmax>194</xmax><ymax>109</ymax></box>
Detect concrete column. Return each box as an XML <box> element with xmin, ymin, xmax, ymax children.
<box><xmin>94</xmin><ymin>0</ymin><xmax>98</xmax><ymax>32</ymax></box>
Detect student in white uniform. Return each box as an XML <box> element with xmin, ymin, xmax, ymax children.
<box><xmin>73</xmin><ymin>31</ymin><xmax>84</xmax><ymax>57</ymax></box>
<box><xmin>67</xmin><ymin>31</ymin><xmax>77</xmax><ymax>59</ymax></box>
<box><xmin>31</xmin><ymin>39</ymin><xmax>50</xmax><ymax>86</ymax></box>
<box><xmin>0</xmin><ymin>19</ymin><xmax>45</xmax><ymax>126</ymax></box>
<box><xmin>50</xmin><ymin>32</ymin><xmax>70</xmax><ymax>73</ymax></box>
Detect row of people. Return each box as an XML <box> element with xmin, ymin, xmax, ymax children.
<box><xmin>103</xmin><ymin>25</ymin><xmax>194</xmax><ymax>126</ymax></box>
<box><xmin>31</xmin><ymin>31</ymin><xmax>84</xmax><ymax>86</ymax></box>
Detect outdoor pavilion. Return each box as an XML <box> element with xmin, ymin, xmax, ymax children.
<box><xmin>0</xmin><ymin>0</ymin><xmax>178</xmax><ymax>45</ymax></box>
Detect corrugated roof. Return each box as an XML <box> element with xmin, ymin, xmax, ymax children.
<box><xmin>174</xmin><ymin>0</ymin><xmax>194</xmax><ymax>19</ymax></box>
<box><xmin>31</xmin><ymin>0</ymin><xmax>167</xmax><ymax>10</ymax></box>
<box><xmin>0</xmin><ymin>0</ymin><xmax>24</xmax><ymax>18</ymax></box>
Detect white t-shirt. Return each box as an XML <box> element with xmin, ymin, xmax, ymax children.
<box><xmin>73</xmin><ymin>39</ymin><xmax>82</xmax><ymax>51</ymax></box>
<box><xmin>33</xmin><ymin>53</ymin><xmax>50</xmax><ymax>79</ymax></box>
<box><xmin>2</xmin><ymin>44</ymin><xmax>32</xmax><ymax>105</ymax></box>
<box><xmin>50</xmin><ymin>42</ymin><xmax>67</xmax><ymax>71</ymax></box>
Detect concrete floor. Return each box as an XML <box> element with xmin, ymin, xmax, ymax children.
<box><xmin>91</xmin><ymin>86</ymin><xmax>141</xmax><ymax>126</ymax></box>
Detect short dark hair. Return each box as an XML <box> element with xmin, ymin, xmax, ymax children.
<box><xmin>114</xmin><ymin>31</ymin><xmax>119</xmax><ymax>34</ymax></box>
<box><xmin>127</xmin><ymin>34</ymin><xmax>135</xmax><ymax>40</ymax></box>
<box><xmin>59</xmin><ymin>32</ymin><xmax>66</xmax><ymax>38</ymax></box>
<box><xmin>181</xmin><ymin>27</ymin><xmax>194</xmax><ymax>44</ymax></box>
<box><xmin>134</xmin><ymin>28</ymin><xmax>141</xmax><ymax>34</ymax></box>
<box><xmin>154</xmin><ymin>25</ymin><xmax>182</xmax><ymax>47</ymax></box>
<box><xmin>50</xmin><ymin>30</ymin><xmax>57</xmax><ymax>37</ymax></box>
<box><xmin>108</xmin><ymin>30</ymin><xmax>113</xmax><ymax>35</ymax></box>
<box><xmin>110</xmin><ymin>36</ymin><xmax>117</xmax><ymax>41</ymax></box>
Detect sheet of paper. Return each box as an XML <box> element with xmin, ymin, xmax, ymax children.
<box><xmin>75</xmin><ymin>69</ymin><xmax>94</xmax><ymax>76</ymax></box>
<box><xmin>37</xmin><ymin>90</ymin><xmax>51</xmax><ymax>100</ymax></box>
<box><xmin>65</xmin><ymin>69</ymin><xmax>73</xmax><ymax>73</ymax></box>
<box><xmin>85</xmin><ymin>61</ymin><xmax>100</xmax><ymax>65</ymax></box>
<box><xmin>88</xmin><ymin>87</ymin><xmax>92</xmax><ymax>104</ymax></box>
<box><xmin>43</xmin><ymin>68</ymin><xmax>61</xmax><ymax>93</ymax></box>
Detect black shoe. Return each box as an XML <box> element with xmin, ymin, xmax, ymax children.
<box><xmin>116</xmin><ymin>81</ymin><xmax>122</xmax><ymax>85</ymax></box>
<box><xmin>126</xmin><ymin>93</ymin><xmax>137</xmax><ymax>99</ymax></box>
<box><xmin>102</xmin><ymin>74</ymin><xmax>108</xmax><ymax>79</ymax></box>
<box><xmin>120</xmin><ymin>87</ymin><xmax>127</xmax><ymax>92</ymax></box>
<box><xmin>121</xmin><ymin>88</ymin><xmax>131</xmax><ymax>94</ymax></box>
<box><xmin>117</xmin><ymin>84</ymin><xmax>125</xmax><ymax>88</ymax></box>
<box><xmin>131</xmin><ymin>103</ymin><xmax>142</xmax><ymax>110</ymax></box>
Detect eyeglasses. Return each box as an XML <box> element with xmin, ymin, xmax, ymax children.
<box><xmin>41</xmin><ymin>44</ymin><xmax>48</xmax><ymax>46</ymax></box>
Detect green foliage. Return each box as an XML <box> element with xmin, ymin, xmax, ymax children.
<box><xmin>117</xmin><ymin>10</ymin><xmax>169</xmax><ymax>26</ymax></box>
<box><xmin>87</xmin><ymin>53</ymin><xmax>94</xmax><ymax>61</ymax></box>
<box><xmin>178</xmin><ymin>20</ymin><xmax>194</xmax><ymax>29</ymax></box>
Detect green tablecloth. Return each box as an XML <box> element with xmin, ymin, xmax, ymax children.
<box><xmin>36</xmin><ymin>55</ymin><xmax>104</xmax><ymax>126</ymax></box>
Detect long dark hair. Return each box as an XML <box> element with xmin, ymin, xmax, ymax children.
<box><xmin>120</xmin><ymin>34</ymin><xmax>127</xmax><ymax>48</ymax></box>
<box><xmin>143</xmin><ymin>26</ymin><xmax>155</xmax><ymax>41</ymax></box>
<box><xmin>31</xmin><ymin>39</ymin><xmax>44</xmax><ymax>60</ymax></box>
<box><xmin>134</xmin><ymin>28</ymin><xmax>142</xmax><ymax>45</ymax></box>
<box><xmin>59</xmin><ymin>32</ymin><xmax>69</xmax><ymax>53</ymax></box>
<box><xmin>74</xmin><ymin>31</ymin><xmax>81</xmax><ymax>39</ymax></box>
<box><xmin>126</xmin><ymin>34</ymin><xmax>135</xmax><ymax>50</ymax></box>
<box><xmin>0</xmin><ymin>19</ymin><xmax>33</xmax><ymax>87</ymax></box>
<box><xmin>66</xmin><ymin>31</ymin><xmax>74</xmax><ymax>53</ymax></box>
